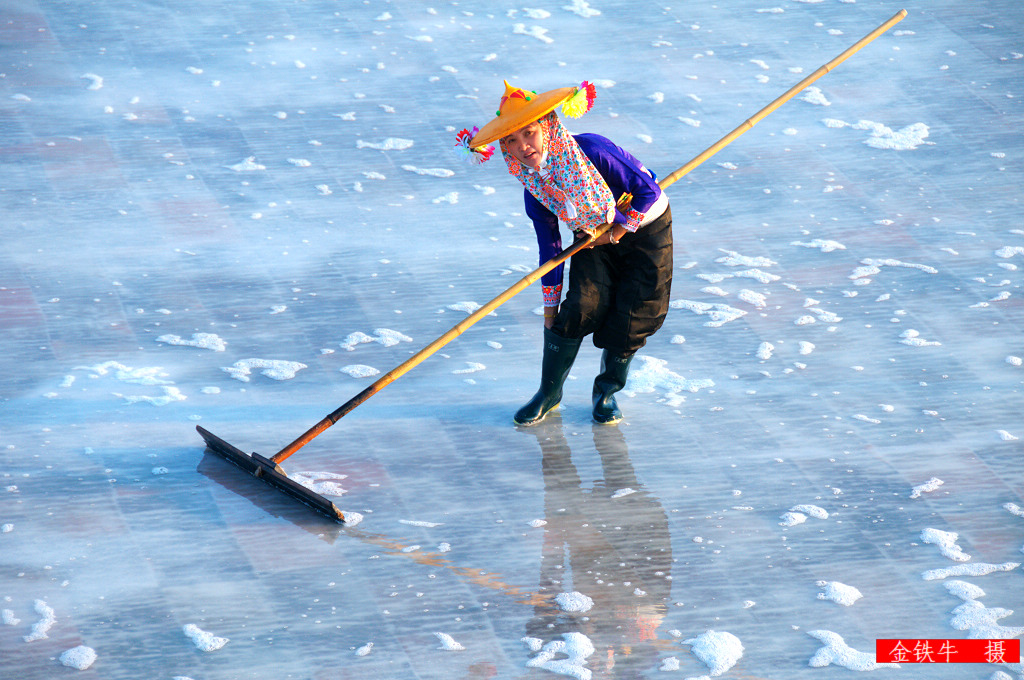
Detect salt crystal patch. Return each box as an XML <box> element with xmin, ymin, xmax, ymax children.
<box><xmin>59</xmin><ymin>645</ymin><xmax>97</xmax><ymax>670</ymax></box>
<box><xmin>779</xmin><ymin>512</ymin><xmax>806</xmax><ymax>526</ymax></box>
<box><xmin>922</xmin><ymin>528</ymin><xmax>971</xmax><ymax>561</ymax></box>
<box><xmin>922</xmin><ymin>561</ymin><xmax>1020</xmax><ymax>581</ymax></box>
<box><xmin>512</xmin><ymin>23</ymin><xmax>553</xmax><ymax>43</ymax></box>
<box><xmin>522</xmin><ymin>636</ymin><xmax>544</xmax><ymax>652</ymax></box>
<box><xmin>671</xmin><ymin>299</ymin><xmax>745</xmax><ymax>327</ymax></box>
<box><xmin>24</xmin><ymin>600</ymin><xmax>56</xmax><ymax>642</ymax></box>
<box><xmin>434</xmin><ymin>632</ymin><xmax>465</xmax><ymax>651</ymax></box>
<box><xmin>949</xmin><ymin>599</ymin><xmax>1024</xmax><ymax>639</ymax></box>
<box><xmin>944</xmin><ymin>579</ymin><xmax>985</xmax><ymax>601</ymax></box>
<box><xmin>183</xmin><ymin>623</ymin><xmax>229</xmax><ymax>651</ymax></box>
<box><xmin>526</xmin><ymin>632</ymin><xmax>595</xmax><ymax>679</ymax></box>
<box><xmin>659</xmin><ymin>657</ymin><xmax>680</xmax><ymax>671</ymax></box>
<box><xmin>399</xmin><ymin>519</ymin><xmax>443</xmax><ymax>528</ymax></box>
<box><xmin>291</xmin><ymin>471</ymin><xmax>347</xmax><ymax>497</ymax></box>
<box><xmin>792</xmin><ymin>238</ymin><xmax>846</xmax><ymax>252</ymax></box>
<box><xmin>529</xmin><ymin>519</ymin><xmax>547</xmax><ymax>528</ymax></box>
<box><xmin>355</xmin><ymin>642</ymin><xmax>373</xmax><ymax>656</ymax></box>
<box><xmin>683</xmin><ymin>630</ymin><xmax>743</xmax><ymax>676</ymax></box>
<box><xmin>156</xmin><ymin>332</ymin><xmax>228</xmax><ymax>351</ymax></box>
<box><xmin>341</xmin><ymin>365</ymin><xmax>380</xmax><ymax>378</ymax></box>
<box><xmin>556</xmin><ymin>591</ymin><xmax>594</xmax><ymax>613</ymax></box>
<box><xmin>222</xmin><ymin>359</ymin><xmax>307</xmax><ymax>382</ymax></box>
<box><xmin>807</xmin><ymin>630</ymin><xmax>897</xmax><ymax>670</ymax></box>
<box><xmin>790</xmin><ymin>504</ymin><xmax>828</xmax><ymax>519</ymax></box>
<box><xmin>227</xmin><ymin>156</ymin><xmax>265</xmax><ymax>171</ymax></box>
<box><xmin>816</xmin><ymin>580</ymin><xmax>863</xmax><ymax>606</ymax></box>
<box><xmin>1</xmin><ymin>524</ymin><xmax>12</xmax><ymax>533</ymax></box>
<box><xmin>909</xmin><ymin>477</ymin><xmax>943</xmax><ymax>498</ymax></box>
<box><xmin>356</xmin><ymin>137</ymin><xmax>413</xmax><ymax>150</ymax></box>
<box><xmin>800</xmin><ymin>86</ymin><xmax>830</xmax><ymax>106</ymax></box>
<box><xmin>997</xmin><ymin>430</ymin><xmax>1018</xmax><ymax>441</ymax></box>
<box><xmin>625</xmin><ymin>355</ymin><xmax>714</xmax><ymax>407</ymax></box>
<box><xmin>739</xmin><ymin>290</ymin><xmax>767</xmax><ymax>308</ymax></box>
<box><xmin>611</xmin><ymin>488</ymin><xmax>636</xmax><ymax>499</ymax></box>
<box><xmin>2</xmin><ymin>608</ymin><xmax>20</xmax><ymax>625</ymax></box>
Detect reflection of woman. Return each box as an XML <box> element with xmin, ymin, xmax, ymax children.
<box><xmin>522</xmin><ymin>416</ymin><xmax>673</xmax><ymax>678</ymax></box>
<box><xmin>456</xmin><ymin>80</ymin><xmax>673</xmax><ymax>426</ymax></box>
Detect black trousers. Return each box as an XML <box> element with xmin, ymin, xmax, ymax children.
<box><xmin>553</xmin><ymin>205</ymin><xmax>673</xmax><ymax>356</ymax></box>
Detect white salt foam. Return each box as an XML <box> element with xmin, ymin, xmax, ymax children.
<box><xmin>341</xmin><ymin>328</ymin><xmax>413</xmax><ymax>350</ymax></box>
<box><xmin>59</xmin><ymin>645</ymin><xmax>97</xmax><ymax>670</ymax></box>
<box><xmin>526</xmin><ymin>632</ymin><xmax>595</xmax><ymax>679</ymax></box>
<box><xmin>921</xmin><ymin>528</ymin><xmax>971</xmax><ymax>562</ymax></box>
<box><xmin>791</xmin><ymin>504</ymin><xmax>828</xmax><ymax>519</ymax></box>
<box><xmin>291</xmin><ymin>471</ymin><xmax>348</xmax><ymax>497</ymax></box>
<box><xmin>922</xmin><ymin>562</ymin><xmax>1020</xmax><ymax>581</ymax></box>
<box><xmin>341</xmin><ymin>365</ymin><xmax>380</xmax><ymax>378</ymax></box>
<box><xmin>356</xmin><ymin>137</ymin><xmax>413</xmax><ymax>150</ymax></box>
<box><xmin>24</xmin><ymin>600</ymin><xmax>56</xmax><ymax>642</ymax></box>
<box><xmin>816</xmin><ymin>581</ymin><xmax>862</xmax><ymax>606</ymax></box>
<box><xmin>683</xmin><ymin>630</ymin><xmax>743</xmax><ymax>676</ymax></box>
<box><xmin>555</xmin><ymin>591</ymin><xmax>594</xmax><ymax>613</ymax></box>
<box><xmin>910</xmin><ymin>477</ymin><xmax>943</xmax><ymax>498</ymax></box>
<box><xmin>792</xmin><ymin>239</ymin><xmax>846</xmax><ymax>252</ymax></box>
<box><xmin>156</xmin><ymin>332</ymin><xmax>227</xmax><ymax>351</ymax></box>
<box><xmin>183</xmin><ymin>623</ymin><xmax>229</xmax><ymax>651</ymax></box>
<box><xmin>222</xmin><ymin>359</ymin><xmax>307</xmax><ymax>382</ymax></box>
<box><xmin>624</xmin><ymin>355</ymin><xmax>714</xmax><ymax>407</ymax></box>
<box><xmin>434</xmin><ymin>631</ymin><xmax>465</xmax><ymax>651</ymax></box>
<box><xmin>944</xmin><ymin>579</ymin><xmax>985</xmax><ymax>601</ymax></box>
<box><xmin>949</xmin><ymin>600</ymin><xmax>1024</xmax><ymax>639</ymax></box>
<box><xmin>670</xmin><ymin>299</ymin><xmax>746</xmax><ymax>327</ymax></box>
<box><xmin>807</xmin><ymin>630</ymin><xmax>898</xmax><ymax>670</ymax></box>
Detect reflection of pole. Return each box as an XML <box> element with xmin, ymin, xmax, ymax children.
<box><xmin>521</xmin><ymin>416</ymin><xmax>674</xmax><ymax>677</ymax></box>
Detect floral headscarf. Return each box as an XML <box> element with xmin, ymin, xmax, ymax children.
<box><xmin>500</xmin><ymin>112</ymin><xmax>615</xmax><ymax>237</ymax></box>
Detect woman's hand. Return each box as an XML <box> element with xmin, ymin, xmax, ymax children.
<box><xmin>587</xmin><ymin>224</ymin><xmax>627</xmax><ymax>248</ymax></box>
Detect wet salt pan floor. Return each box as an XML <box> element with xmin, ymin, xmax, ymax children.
<box><xmin>1</xmin><ymin>0</ymin><xmax>1023</xmax><ymax>678</ymax></box>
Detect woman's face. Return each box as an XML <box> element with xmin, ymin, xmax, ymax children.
<box><xmin>503</xmin><ymin>121</ymin><xmax>546</xmax><ymax>170</ymax></box>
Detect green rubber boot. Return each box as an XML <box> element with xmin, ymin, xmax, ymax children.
<box><xmin>592</xmin><ymin>350</ymin><xmax>634</xmax><ymax>425</ymax></box>
<box><xmin>514</xmin><ymin>328</ymin><xmax>582</xmax><ymax>426</ymax></box>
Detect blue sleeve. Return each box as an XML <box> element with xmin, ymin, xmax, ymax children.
<box><xmin>525</xmin><ymin>189</ymin><xmax>564</xmax><ymax>306</ymax></box>
<box><xmin>575</xmin><ymin>133</ymin><xmax>662</xmax><ymax>227</ymax></box>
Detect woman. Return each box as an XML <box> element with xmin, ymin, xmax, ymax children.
<box><xmin>456</xmin><ymin>80</ymin><xmax>673</xmax><ymax>426</ymax></box>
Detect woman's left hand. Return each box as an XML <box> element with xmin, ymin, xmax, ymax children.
<box><xmin>588</xmin><ymin>224</ymin><xmax>626</xmax><ymax>248</ymax></box>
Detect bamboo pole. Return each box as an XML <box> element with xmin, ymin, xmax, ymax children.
<box><xmin>270</xmin><ymin>9</ymin><xmax>907</xmax><ymax>464</ymax></box>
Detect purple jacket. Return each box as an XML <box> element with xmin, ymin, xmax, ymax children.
<box><xmin>524</xmin><ymin>133</ymin><xmax>663</xmax><ymax>306</ymax></box>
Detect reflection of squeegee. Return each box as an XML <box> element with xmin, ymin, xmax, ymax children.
<box><xmin>198</xmin><ymin>10</ymin><xmax>908</xmax><ymax>522</ymax></box>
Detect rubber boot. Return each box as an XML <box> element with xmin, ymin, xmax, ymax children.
<box><xmin>592</xmin><ymin>350</ymin><xmax>633</xmax><ymax>425</ymax></box>
<box><xmin>514</xmin><ymin>328</ymin><xmax>582</xmax><ymax>426</ymax></box>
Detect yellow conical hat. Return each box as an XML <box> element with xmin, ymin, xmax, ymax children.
<box><xmin>469</xmin><ymin>80</ymin><xmax>577</xmax><ymax>147</ymax></box>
